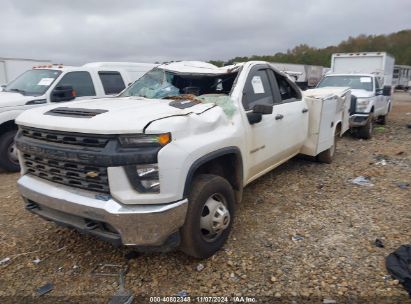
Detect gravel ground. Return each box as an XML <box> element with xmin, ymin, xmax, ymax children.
<box><xmin>0</xmin><ymin>93</ymin><xmax>410</xmax><ymax>303</ymax></box>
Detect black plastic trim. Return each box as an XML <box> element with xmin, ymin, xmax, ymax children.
<box><xmin>16</xmin><ymin>130</ymin><xmax>161</xmax><ymax>167</ymax></box>
<box><xmin>183</xmin><ymin>146</ymin><xmax>243</xmax><ymax>197</ymax></box>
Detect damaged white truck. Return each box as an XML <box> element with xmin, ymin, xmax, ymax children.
<box><xmin>15</xmin><ymin>61</ymin><xmax>350</xmax><ymax>258</ymax></box>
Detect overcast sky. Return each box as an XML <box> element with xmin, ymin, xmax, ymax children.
<box><xmin>1</xmin><ymin>0</ymin><xmax>410</xmax><ymax>65</ymax></box>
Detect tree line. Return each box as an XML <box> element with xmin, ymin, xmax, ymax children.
<box><xmin>209</xmin><ymin>29</ymin><xmax>411</xmax><ymax>67</ymax></box>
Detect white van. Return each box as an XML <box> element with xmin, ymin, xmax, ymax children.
<box><xmin>0</xmin><ymin>62</ymin><xmax>156</xmax><ymax>171</ymax></box>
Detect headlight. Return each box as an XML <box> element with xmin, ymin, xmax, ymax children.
<box><xmin>356</xmin><ymin>98</ymin><xmax>371</xmax><ymax>112</ymax></box>
<box><xmin>118</xmin><ymin>133</ymin><xmax>171</xmax><ymax>147</ymax></box>
<box><xmin>125</xmin><ymin>163</ymin><xmax>160</xmax><ymax>193</ymax></box>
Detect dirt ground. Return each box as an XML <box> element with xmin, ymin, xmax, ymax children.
<box><xmin>0</xmin><ymin>93</ymin><xmax>410</xmax><ymax>303</ymax></box>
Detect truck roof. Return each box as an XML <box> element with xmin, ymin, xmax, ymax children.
<box><xmin>158</xmin><ymin>61</ymin><xmax>241</xmax><ymax>74</ymax></box>
<box><xmin>32</xmin><ymin>62</ymin><xmax>157</xmax><ymax>73</ymax></box>
<box><xmin>332</xmin><ymin>52</ymin><xmax>394</xmax><ymax>59</ymax></box>
<box><xmin>325</xmin><ymin>73</ymin><xmax>376</xmax><ymax>77</ymax></box>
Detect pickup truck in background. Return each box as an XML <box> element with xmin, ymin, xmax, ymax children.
<box><xmin>0</xmin><ymin>57</ymin><xmax>51</xmax><ymax>87</ymax></box>
<box><xmin>317</xmin><ymin>52</ymin><xmax>395</xmax><ymax>139</ymax></box>
<box><xmin>0</xmin><ymin>62</ymin><xmax>156</xmax><ymax>171</ymax></box>
<box><xmin>15</xmin><ymin>61</ymin><xmax>350</xmax><ymax>258</ymax></box>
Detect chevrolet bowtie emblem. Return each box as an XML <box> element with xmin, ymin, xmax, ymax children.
<box><xmin>86</xmin><ymin>171</ymin><xmax>99</xmax><ymax>178</ymax></box>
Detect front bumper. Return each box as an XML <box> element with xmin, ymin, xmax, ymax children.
<box><xmin>349</xmin><ymin>113</ymin><xmax>370</xmax><ymax>127</ymax></box>
<box><xmin>18</xmin><ymin>174</ymin><xmax>188</xmax><ymax>247</ymax></box>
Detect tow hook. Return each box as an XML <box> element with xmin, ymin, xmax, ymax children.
<box><xmin>85</xmin><ymin>219</ymin><xmax>99</xmax><ymax>230</ymax></box>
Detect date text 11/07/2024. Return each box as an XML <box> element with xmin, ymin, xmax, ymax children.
<box><xmin>149</xmin><ymin>296</ymin><xmax>257</xmax><ymax>303</ymax></box>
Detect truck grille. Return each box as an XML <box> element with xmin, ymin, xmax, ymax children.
<box><xmin>20</xmin><ymin>127</ymin><xmax>112</xmax><ymax>148</ymax></box>
<box><xmin>22</xmin><ymin>153</ymin><xmax>110</xmax><ymax>193</ymax></box>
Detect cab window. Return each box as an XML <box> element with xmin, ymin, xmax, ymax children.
<box><xmin>273</xmin><ymin>72</ymin><xmax>301</xmax><ymax>102</ymax></box>
<box><xmin>242</xmin><ymin>69</ymin><xmax>274</xmax><ymax>110</ymax></box>
<box><xmin>98</xmin><ymin>71</ymin><xmax>126</xmax><ymax>95</ymax></box>
<box><xmin>55</xmin><ymin>71</ymin><xmax>96</xmax><ymax>97</ymax></box>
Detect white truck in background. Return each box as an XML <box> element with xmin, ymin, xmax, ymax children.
<box><xmin>317</xmin><ymin>52</ymin><xmax>395</xmax><ymax>139</ymax></box>
<box><xmin>271</xmin><ymin>62</ymin><xmax>325</xmax><ymax>90</ymax></box>
<box><xmin>15</xmin><ymin>61</ymin><xmax>350</xmax><ymax>258</ymax></box>
<box><xmin>393</xmin><ymin>65</ymin><xmax>411</xmax><ymax>91</ymax></box>
<box><xmin>0</xmin><ymin>62</ymin><xmax>156</xmax><ymax>171</ymax></box>
<box><xmin>0</xmin><ymin>57</ymin><xmax>51</xmax><ymax>87</ymax></box>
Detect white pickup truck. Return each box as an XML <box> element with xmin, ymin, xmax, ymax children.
<box><xmin>317</xmin><ymin>52</ymin><xmax>395</xmax><ymax>139</ymax></box>
<box><xmin>15</xmin><ymin>61</ymin><xmax>350</xmax><ymax>258</ymax></box>
<box><xmin>0</xmin><ymin>62</ymin><xmax>156</xmax><ymax>171</ymax></box>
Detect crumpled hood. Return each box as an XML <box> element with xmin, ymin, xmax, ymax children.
<box><xmin>350</xmin><ymin>89</ymin><xmax>375</xmax><ymax>99</ymax></box>
<box><xmin>0</xmin><ymin>91</ymin><xmax>37</xmax><ymax>108</ymax></box>
<box><xmin>16</xmin><ymin>96</ymin><xmax>216</xmax><ymax>134</ymax></box>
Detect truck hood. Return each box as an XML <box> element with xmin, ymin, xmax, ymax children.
<box><xmin>16</xmin><ymin>96</ymin><xmax>216</xmax><ymax>134</ymax></box>
<box><xmin>350</xmin><ymin>89</ymin><xmax>375</xmax><ymax>98</ymax></box>
<box><xmin>0</xmin><ymin>91</ymin><xmax>39</xmax><ymax>108</ymax></box>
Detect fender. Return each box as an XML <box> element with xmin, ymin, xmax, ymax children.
<box><xmin>183</xmin><ymin>146</ymin><xmax>243</xmax><ymax>197</ymax></box>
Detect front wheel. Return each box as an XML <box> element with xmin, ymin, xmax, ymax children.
<box><xmin>180</xmin><ymin>174</ymin><xmax>235</xmax><ymax>259</ymax></box>
<box><xmin>357</xmin><ymin>117</ymin><xmax>373</xmax><ymax>140</ymax></box>
<box><xmin>0</xmin><ymin>130</ymin><xmax>20</xmax><ymax>172</ymax></box>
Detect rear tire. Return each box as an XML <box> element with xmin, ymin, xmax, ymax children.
<box><xmin>180</xmin><ymin>174</ymin><xmax>235</xmax><ymax>259</ymax></box>
<box><xmin>0</xmin><ymin>130</ymin><xmax>20</xmax><ymax>172</ymax></box>
<box><xmin>317</xmin><ymin>128</ymin><xmax>338</xmax><ymax>164</ymax></box>
<box><xmin>357</xmin><ymin>117</ymin><xmax>373</xmax><ymax>140</ymax></box>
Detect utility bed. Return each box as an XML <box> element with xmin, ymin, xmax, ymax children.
<box><xmin>301</xmin><ymin>87</ymin><xmax>350</xmax><ymax>156</ymax></box>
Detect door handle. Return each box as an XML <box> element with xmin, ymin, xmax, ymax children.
<box><xmin>302</xmin><ymin>108</ymin><xmax>308</xmax><ymax>113</ymax></box>
<box><xmin>275</xmin><ymin>114</ymin><xmax>284</xmax><ymax>120</ymax></box>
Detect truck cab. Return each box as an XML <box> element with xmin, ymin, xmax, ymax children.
<box><xmin>317</xmin><ymin>73</ymin><xmax>391</xmax><ymax>139</ymax></box>
<box><xmin>0</xmin><ymin>62</ymin><xmax>156</xmax><ymax>171</ymax></box>
<box><xmin>15</xmin><ymin>61</ymin><xmax>348</xmax><ymax>258</ymax></box>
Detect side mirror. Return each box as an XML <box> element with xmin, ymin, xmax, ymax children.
<box><xmin>382</xmin><ymin>85</ymin><xmax>392</xmax><ymax>96</ymax></box>
<box><xmin>0</xmin><ymin>85</ymin><xmax>5</xmax><ymax>92</ymax></box>
<box><xmin>376</xmin><ymin>88</ymin><xmax>383</xmax><ymax>96</ymax></box>
<box><xmin>247</xmin><ymin>104</ymin><xmax>273</xmax><ymax>124</ymax></box>
<box><xmin>51</xmin><ymin>86</ymin><xmax>76</xmax><ymax>102</ymax></box>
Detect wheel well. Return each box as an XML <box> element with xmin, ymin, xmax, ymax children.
<box><xmin>184</xmin><ymin>150</ymin><xmax>243</xmax><ymax>203</ymax></box>
<box><xmin>0</xmin><ymin>121</ymin><xmax>17</xmax><ymax>136</ymax></box>
<box><xmin>336</xmin><ymin>122</ymin><xmax>342</xmax><ymax>136</ymax></box>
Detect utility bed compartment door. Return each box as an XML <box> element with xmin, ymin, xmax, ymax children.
<box><xmin>300</xmin><ymin>88</ymin><xmax>350</xmax><ymax>156</ymax></box>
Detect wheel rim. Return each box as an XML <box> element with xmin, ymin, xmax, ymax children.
<box><xmin>200</xmin><ymin>193</ymin><xmax>231</xmax><ymax>242</ymax></box>
<box><xmin>8</xmin><ymin>141</ymin><xmax>19</xmax><ymax>165</ymax></box>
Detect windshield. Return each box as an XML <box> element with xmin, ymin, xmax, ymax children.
<box><xmin>317</xmin><ymin>75</ymin><xmax>373</xmax><ymax>91</ymax></box>
<box><xmin>4</xmin><ymin>69</ymin><xmax>62</xmax><ymax>96</ymax></box>
<box><xmin>121</xmin><ymin>68</ymin><xmax>238</xmax><ymax>99</ymax></box>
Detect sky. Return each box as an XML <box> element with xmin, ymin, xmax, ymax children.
<box><xmin>1</xmin><ymin>0</ymin><xmax>410</xmax><ymax>65</ymax></box>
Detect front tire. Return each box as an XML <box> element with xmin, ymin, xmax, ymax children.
<box><xmin>180</xmin><ymin>174</ymin><xmax>235</xmax><ymax>259</ymax></box>
<box><xmin>357</xmin><ymin>117</ymin><xmax>373</xmax><ymax>140</ymax></box>
<box><xmin>0</xmin><ymin>130</ymin><xmax>20</xmax><ymax>172</ymax></box>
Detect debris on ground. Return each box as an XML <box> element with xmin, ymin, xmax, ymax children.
<box><xmin>291</xmin><ymin>235</ymin><xmax>304</xmax><ymax>241</ymax></box>
<box><xmin>176</xmin><ymin>290</ymin><xmax>188</xmax><ymax>297</ymax></box>
<box><xmin>375</xmin><ymin>159</ymin><xmax>387</xmax><ymax>166</ymax></box>
<box><xmin>0</xmin><ymin>257</ymin><xmax>11</xmax><ymax>266</ymax></box>
<box><xmin>37</xmin><ymin>283</ymin><xmax>53</xmax><ymax>296</ymax></box>
<box><xmin>374</xmin><ymin>239</ymin><xmax>385</xmax><ymax>248</ymax></box>
<box><xmin>323</xmin><ymin>299</ymin><xmax>337</xmax><ymax>304</ymax></box>
<box><xmin>397</xmin><ymin>182</ymin><xmax>409</xmax><ymax>189</ymax></box>
<box><xmin>351</xmin><ymin>176</ymin><xmax>374</xmax><ymax>187</ymax></box>
<box><xmin>108</xmin><ymin>270</ymin><xmax>134</xmax><ymax>304</ymax></box>
<box><xmin>386</xmin><ymin>244</ymin><xmax>411</xmax><ymax>297</ymax></box>
<box><xmin>32</xmin><ymin>258</ymin><xmax>41</xmax><ymax>264</ymax></box>
<box><xmin>196</xmin><ymin>263</ymin><xmax>205</xmax><ymax>272</ymax></box>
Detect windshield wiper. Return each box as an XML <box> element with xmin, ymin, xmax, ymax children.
<box><xmin>7</xmin><ymin>88</ymin><xmax>26</xmax><ymax>95</ymax></box>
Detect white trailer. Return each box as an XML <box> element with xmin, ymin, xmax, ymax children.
<box><xmin>271</xmin><ymin>62</ymin><xmax>325</xmax><ymax>90</ymax></box>
<box><xmin>393</xmin><ymin>65</ymin><xmax>411</xmax><ymax>90</ymax></box>
<box><xmin>331</xmin><ymin>52</ymin><xmax>395</xmax><ymax>87</ymax></box>
<box><xmin>0</xmin><ymin>57</ymin><xmax>51</xmax><ymax>86</ymax></box>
